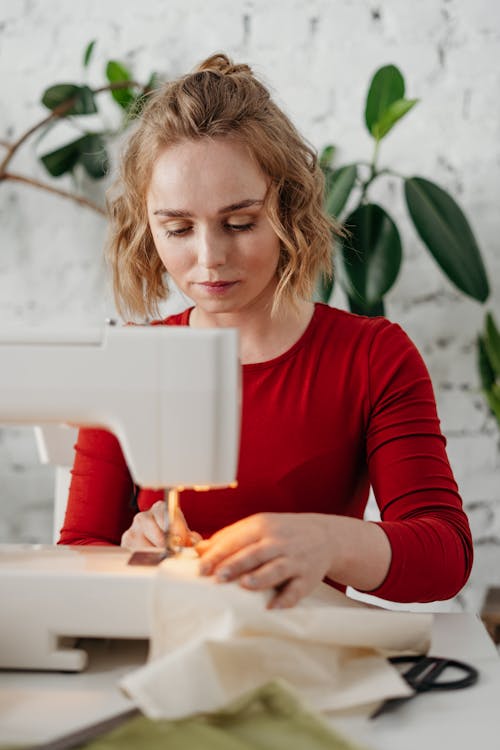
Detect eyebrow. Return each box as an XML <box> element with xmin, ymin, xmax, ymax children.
<box><xmin>153</xmin><ymin>198</ymin><xmax>264</xmax><ymax>218</ymax></box>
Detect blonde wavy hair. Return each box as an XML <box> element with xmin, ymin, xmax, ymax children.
<box><xmin>107</xmin><ymin>53</ymin><xmax>340</xmax><ymax>320</ymax></box>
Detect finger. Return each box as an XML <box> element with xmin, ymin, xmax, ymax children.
<box><xmin>189</xmin><ymin>531</ymin><xmax>203</xmax><ymax>547</ymax></box>
<box><xmin>197</xmin><ymin>516</ymin><xmax>269</xmax><ymax>574</ymax></box>
<box><xmin>237</xmin><ymin>555</ymin><xmax>293</xmax><ymax>590</ymax></box>
<box><xmin>211</xmin><ymin>542</ymin><xmax>282</xmax><ymax>582</ymax></box>
<box><xmin>144</xmin><ymin>513</ymin><xmax>168</xmax><ymax>547</ymax></box>
<box><xmin>267</xmin><ymin>577</ymin><xmax>305</xmax><ymax>609</ymax></box>
<box><xmin>151</xmin><ymin>500</ymin><xmax>192</xmax><ymax>547</ymax></box>
<box><xmin>122</xmin><ymin>511</ymin><xmax>165</xmax><ymax>549</ymax></box>
<box><xmin>171</xmin><ymin>507</ymin><xmax>192</xmax><ymax>546</ymax></box>
<box><xmin>151</xmin><ymin>500</ymin><xmax>167</xmax><ymax>530</ymax></box>
<box><xmin>121</xmin><ymin>527</ymin><xmax>156</xmax><ymax>550</ymax></box>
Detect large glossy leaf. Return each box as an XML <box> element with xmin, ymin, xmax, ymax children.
<box><xmin>106</xmin><ymin>60</ymin><xmax>135</xmax><ymax>109</ymax></box>
<box><xmin>79</xmin><ymin>133</ymin><xmax>109</xmax><ymax>179</ymax></box>
<box><xmin>41</xmin><ymin>84</ymin><xmax>97</xmax><ymax>115</ymax></box>
<box><xmin>319</xmin><ymin>144</ymin><xmax>336</xmax><ymax>170</ymax></box>
<box><xmin>479</xmin><ymin>332</ymin><xmax>500</xmax><ymax>422</ymax></box>
<box><xmin>337</xmin><ymin>203</ymin><xmax>402</xmax><ymax>307</ymax></box>
<box><xmin>40</xmin><ymin>137</ymin><xmax>84</xmax><ymax>176</ymax></box>
<box><xmin>478</xmin><ymin>335</ymin><xmax>495</xmax><ymax>390</ymax></box>
<box><xmin>371</xmin><ymin>97</ymin><xmax>418</xmax><ymax>140</ymax></box>
<box><xmin>365</xmin><ymin>65</ymin><xmax>404</xmax><ymax>136</ymax></box>
<box><xmin>325</xmin><ymin>164</ymin><xmax>357</xmax><ymax>219</ymax></box>
<box><xmin>405</xmin><ymin>177</ymin><xmax>489</xmax><ymax>302</ymax></box>
<box><xmin>313</xmin><ymin>271</ymin><xmax>335</xmax><ymax>304</ymax></box>
<box><xmin>484</xmin><ymin>312</ymin><xmax>500</xmax><ymax>375</ymax></box>
<box><xmin>347</xmin><ymin>295</ymin><xmax>385</xmax><ymax>317</ymax></box>
<box><xmin>485</xmin><ymin>390</ymin><xmax>500</xmax><ymax>423</ymax></box>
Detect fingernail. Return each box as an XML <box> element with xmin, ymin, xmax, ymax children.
<box><xmin>243</xmin><ymin>575</ymin><xmax>257</xmax><ymax>588</ymax></box>
<box><xmin>216</xmin><ymin>568</ymin><xmax>231</xmax><ymax>582</ymax></box>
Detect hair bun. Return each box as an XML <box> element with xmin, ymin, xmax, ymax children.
<box><xmin>195</xmin><ymin>53</ymin><xmax>252</xmax><ymax>77</ymax></box>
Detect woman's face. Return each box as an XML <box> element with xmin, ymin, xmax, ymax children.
<box><xmin>146</xmin><ymin>137</ymin><xmax>281</xmax><ymax>320</ymax></box>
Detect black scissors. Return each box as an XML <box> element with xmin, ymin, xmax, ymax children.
<box><xmin>370</xmin><ymin>654</ymin><xmax>479</xmax><ymax>719</ymax></box>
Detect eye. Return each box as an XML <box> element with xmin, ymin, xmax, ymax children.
<box><xmin>225</xmin><ymin>222</ymin><xmax>256</xmax><ymax>232</ymax></box>
<box><xmin>164</xmin><ymin>226</ymin><xmax>191</xmax><ymax>238</ymax></box>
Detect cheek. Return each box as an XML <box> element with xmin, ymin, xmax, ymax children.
<box><xmin>256</xmin><ymin>228</ymin><xmax>281</xmax><ymax>270</ymax></box>
<box><xmin>155</xmin><ymin>244</ymin><xmax>183</xmax><ymax>276</ymax></box>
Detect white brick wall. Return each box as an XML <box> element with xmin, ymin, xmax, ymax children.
<box><xmin>1</xmin><ymin>0</ymin><xmax>499</xmax><ymax>612</ymax></box>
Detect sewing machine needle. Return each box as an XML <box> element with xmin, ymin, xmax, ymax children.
<box><xmin>164</xmin><ymin>486</ymin><xmax>179</xmax><ymax>555</ymax></box>
<box><xmin>127</xmin><ymin>487</ymin><xmax>179</xmax><ymax>566</ymax></box>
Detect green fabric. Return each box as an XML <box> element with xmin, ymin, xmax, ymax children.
<box><xmin>2</xmin><ymin>681</ymin><xmax>368</xmax><ymax>750</ymax></box>
<box><xmin>86</xmin><ymin>681</ymin><xmax>365</xmax><ymax>750</ymax></box>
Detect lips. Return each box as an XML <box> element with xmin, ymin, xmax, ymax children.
<box><xmin>199</xmin><ymin>281</ymin><xmax>237</xmax><ymax>287</ymax></box>
<box><xmin>191</xmin><ymin>280</ymin><xmax>240</xmax><ymax>296</ymax></box>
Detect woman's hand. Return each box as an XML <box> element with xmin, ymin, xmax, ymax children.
<box><xmin>196</xmin><ymin>512</ymin><xmax>334</xmax><ymax>609</ymax></box>
<box><xmin>121</xmin><ymin>500</ymin><xmax>201</xmax><ymax>550</ymax></box>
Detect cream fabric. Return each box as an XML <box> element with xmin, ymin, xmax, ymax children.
<box><xmin>121</xmin><ymin>554</ymin><xmax>432</xmax><ymax>719</ymax></box>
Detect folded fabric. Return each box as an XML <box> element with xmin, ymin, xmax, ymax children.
<box><xmin>121</xmin><ymin>555</ymin><xmax>432</xmax><ymax>719</ymax></box>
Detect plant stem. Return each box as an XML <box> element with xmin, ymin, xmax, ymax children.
<box><xmin>4</xmin><ymin>172</ymin><xmax>106</xmax><ymax>215</ymax></box>
<box><xmin>0</xmin><ymin>80</ymin><xmax>147</xmax><ymax>216</ymax></box>
<box><xmin>0</xmin><ymin>80</ymin><xmax>144</xmax><ymax>177</ymax></box>
<box><xmin>358</xmin><ymin>139</ymin><xmax>381</xmax><ymax>204</ymax></box>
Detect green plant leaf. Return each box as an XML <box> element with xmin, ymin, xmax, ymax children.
<box><xmin>325</xmin><ymin>164</ymin><xmax>357</xmax><ymax>219</ymax></box>
<box><xmin>372</xmin><ymin>97</ymin><xmax>418</xmax><ymax>140</ymax></box>
<box><xmin>106</xmin><ymin>60</ymin><xmax>135</xmax><ymax>109</ymax></box>
<box><xmin>337</xmin><ymin>203</ymin><xmax>402</xmax><ymax>306</ymax></box>
<box><xmin>314</xmin><ymin>271</ymin><xmax>334</xmax><ymax>304</ymax></box>
<box><xmin>78</xmin><ymin>133</ymin><xmax>109</xmax><ymax>179</ymax></box>
<box><xmin>145</xmin><ymin>71</ymin><xmax>160</xmax><ymax>91</ymax></box>
<box><xmin>40</xmin><ymin>137</ymin><xmax>85</xmax><ymax>176</ymax></box>
<box><xmin>347</xmin><ymin>295</ymin><xmax>385</xmax><ymax>317</ymax></box>
<box><xmin>41</xmin><ymin>84</ymin><xmax>97</xmax><ymax>115</ymax></box>
<box><xmin>83</xmin><ymin>39</ymin><xmax>96</xmax><ymax>68</ymax></box>
<box><xmin>478</xmin><ymin>335</ymin><xmax>495</xmax><ymax>390</ymax></box>
<box><xmin>484</xmin><ymin>388</ymin><xmax>500</xmax><ymax>424</ymax></box>
<box><xmin>404</xmin><ymin>177</ymin><xmax>490</xmax><ymax>302</ymax></box>
<box><xmin>365</xmin><ymin>65</ymin><xmax>405</xmax><ymax>137</ymax></box>
<box><xmin>319</xmin><ymin>144</ymin><xmax>336</xmax><ymax>170</ymax></box>
<box><xmin>484</xmin><ymin>312</ymin><xmax>500</xmax><ymax>375</ymax></box>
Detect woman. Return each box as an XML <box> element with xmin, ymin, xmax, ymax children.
<box><xmin>60</xmin><ymin>54</ymin><xmax>473</xmax><ymax>609</ymax></box>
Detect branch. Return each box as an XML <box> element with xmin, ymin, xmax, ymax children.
<box><xmin>0</xmin><ymin>80</ymin><xmax>144</xmax><ymax>177</ymax></box>
<box><xmin>2</xmin><ymin>172</ymin><xmax>106</xmax><ymax>215</ymax></box>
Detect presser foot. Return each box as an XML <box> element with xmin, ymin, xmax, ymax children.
<box><xmin>127</xmin><ymin>547</ymin><xmax>177</xmax><ymax>566</ymax></box>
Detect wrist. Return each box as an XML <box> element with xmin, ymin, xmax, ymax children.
<box><xmin>322</xmin><ymin>515</ymin><xmax>392</xmax><ymax>591</ymax></box>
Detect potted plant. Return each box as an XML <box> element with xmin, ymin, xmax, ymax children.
<box><xmin>317</xmin><ymin>64</ymin><xmax>490</xmax><ymax>314</ymax></box>
<box><xmin>0</xmin><ymin>40</ymin><xmax>157</xmax><ymax>215</ymax></box>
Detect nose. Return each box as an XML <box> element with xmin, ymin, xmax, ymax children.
<box><xmin>197</xmin><ymin>227</ymin><xmax>227</xmax><ymax>269</ymax></box>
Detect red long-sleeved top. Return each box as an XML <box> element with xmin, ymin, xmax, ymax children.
<box><xmin>60</xmin><ymin>304</ymin><xmax>473</xmax><ymax>602</ymax></box>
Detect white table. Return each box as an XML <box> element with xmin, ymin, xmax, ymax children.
<box><xmin>0</xmin><ymin>612</ymin><xmax>499</xmax><ymax>748</ymax></box>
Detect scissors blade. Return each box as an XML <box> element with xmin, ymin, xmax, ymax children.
<box><xmin>370</xmin><ymin>694</ymin><xmax>414</xmax><ymax>720</ymax></box>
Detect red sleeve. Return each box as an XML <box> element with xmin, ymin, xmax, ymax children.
<box><xmin>362</xmin><ymin>320</ymin><xmax>473</xmax><ymax>602</ymax></box>
<box><xmin>58</xmin><ymin>428</ymin><xmax>135</xmax><ymax>546</ymax></box>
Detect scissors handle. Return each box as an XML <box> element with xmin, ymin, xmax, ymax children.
<box><xmin>390</xmin><ymin>655</ymin><xmax>479</xmax><ymax>692</ymax></box>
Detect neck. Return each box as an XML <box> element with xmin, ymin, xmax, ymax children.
<box><xmin>190</xmin><ymin>299</ymin><xmax>315</xmax><ymax>364</ymax></box>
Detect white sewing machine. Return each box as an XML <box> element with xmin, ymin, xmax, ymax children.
<box><xmin>0</xmin><ymin>324</ymin><xmax>240</xmax><ymax>670</ymax></box>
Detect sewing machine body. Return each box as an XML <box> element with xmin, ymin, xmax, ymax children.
<box><xmin>0</xmin><ymin>545</ymin><xmax>162</xmax><ymax>670</ymax></box>
<box><xmin>1</xmin><ymin>325</ymin><xmax>241</xmax><ymax>670</ymax></box>
<box><xmin>0</xmin><ymin>325</ymin><xmax>240</xmax><ymax>488</ymax></box>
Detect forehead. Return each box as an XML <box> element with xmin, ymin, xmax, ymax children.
<box><xmin>147</xmin><ymin>138</ymin><xmax>268</xmax><ymax>212</ymax></box>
